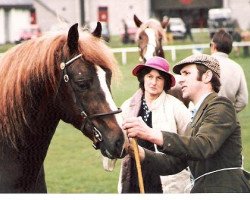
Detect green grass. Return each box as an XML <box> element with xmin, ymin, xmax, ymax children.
<box><xmin>236</xmin><ymin>56</ymin><xmax>250</xmax><ymax>170</ymax></box>
<box><xmin>0</xmin><ymin>43</ymin><xmax>15</xmax><ymax>53</ymax></box>
<box><xmin>44</xmin><ymin>123</ymin><xmax>121</xmax><ymax>193</ymax></box>
<box><xmin>0</xmin><ymin>32</ymin><xmax>249</xmax><ymax>193</ymax></box>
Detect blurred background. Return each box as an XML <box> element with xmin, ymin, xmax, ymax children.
<box><xmin>0</xmin><ymin>0</ymin><xmax>250</xmax><ymax>193</ymax></box>
<box><xmin>0</xmin><ymin>0</ymin><xmax>250</xmax><ymax>44</ymax></box>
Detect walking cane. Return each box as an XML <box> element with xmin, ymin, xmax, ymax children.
<box><xmin>131</xmin><ymin>138</ymin><xmax>145</xmax><ymax>193</ymax></box>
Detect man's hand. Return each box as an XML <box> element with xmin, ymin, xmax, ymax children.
<box><xmin>127</xmin><ymin>138</ymin><xmax>145</xmax><ymax>161</ymax></box>
<box><xmin>122</xmin><ymin>117</ymin><xmax>153</xmax><ymax>139</ymax></box>
<box><xmin>122</xmin><ymin>117</ymin><xmax>164</xmax><ymax>146</ymax></box>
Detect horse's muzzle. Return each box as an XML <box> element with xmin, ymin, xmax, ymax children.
<box><xmin>100</xmin><ymin>139</ymin><xmax>126</xmax><ymax>159</ymax></box>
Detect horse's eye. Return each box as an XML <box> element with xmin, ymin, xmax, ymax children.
<box><xmin>76</xmin><ymin>80</ymin><xmax>90</xmax><ymax>91</ymax></box>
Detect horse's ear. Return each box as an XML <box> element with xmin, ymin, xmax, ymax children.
<box><xmin>134</xmin><ymin>14</ymin><xmax>142</xmax><ymax>27</ymax></box>
<box><xmin>67</xmin><ymin>23</ymin><xmax>79</xmax><ymax>54</ymax></box>
<box><xmin>161</xmin><ymin>17</ymin><xmax>170</xmax><ymax>29</ymax></box>
<box><xmin>92</xmin><ymin>22</ymin><xmax>102</xmax><ymax>38</ymax></box>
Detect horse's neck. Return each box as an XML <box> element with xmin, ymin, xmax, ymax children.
<box><xmin>28</xmin><ymin>110</ymin><xmax>60</xmax><ymax>147</ymax></box>
<box><xmin>25</xmin><ymin>100</ymin><xmax>59</xmax><ymax>135</ymax></box>
<box><xmin>14</xmin><ymin>98</ymin><xmax>61</xmax><ymax>154</ymax></box>
<box><xmin>0</xmin><ymin>109</ymin><xmax>59</xmax><ymax>192</ymax></box>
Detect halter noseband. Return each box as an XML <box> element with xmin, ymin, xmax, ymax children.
<box><xmin>80</xmin><ymin>108</ymin><xmax>122</xmax><ymax>149</ymax></box>
<box><xmin>60</xmin><ymin>54</ymin><xmax>122</xmax><ymax>149</ymax></box>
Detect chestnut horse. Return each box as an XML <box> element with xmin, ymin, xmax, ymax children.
<box><xmin>133</xmin><ymin>15</ymin><xmax>189</xmax><ymax>107</ymax></box>
<box><xmin>134</xmin><ymin>14</ymin><xmax>168</xmax><ymax>63</ymax></box>
<box><xmin>0</xmin><ymin>23</ymin><xmax>126</xmax><ymax>193</ymax></box>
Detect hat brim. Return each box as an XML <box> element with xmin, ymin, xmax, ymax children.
<box><xmin>173</xmin><ymin>61</ymin><xmax>214</xmax><ymax>75</ymax></box>
<box><xmin>173</xmin><ymin>60</ymin><xmax>205</xmax><ymax>74</ymax></box>
<box><xmin>132</xmin><ymin>64</ymin><xmax>176</xmax><ymax>87</ymax></box>
<box><xmin>173</xmin><ymin>54</ymin><xmax>220</xmax><ymax>77</ymax></box>
<box><xmin>173</xmin><ymin>63</ymin><xmax>189</xmax><ymax>75</ymax></box>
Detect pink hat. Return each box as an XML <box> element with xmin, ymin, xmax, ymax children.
<box><xmin>132</xmin><ymin>56</ymin><xmax>176</xmax><ymax>87</ymax></box>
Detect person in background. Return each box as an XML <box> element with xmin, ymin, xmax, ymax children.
<box><xmin>122</xmin><ymin>19</ymin><xmax>129</xmax><ymax>44</ymax></box>
<box><xmin>163</xmin><ymin>16</ymin><xmax>173</xmax><ymax>44</ymax></box>
<box><xmin>118</xmin><ymin>56</ymin><xmax>191</xmax><ymax>193</ymax></box>
<box><xmin>123</xmin><ymin>54</ymin><xmax>250</xmax><ymax>193</ymax></box>
<box><xmin>232</xmin><ymin>28</ymin><xmax>242</xmax><ymax>57</ymax></box>
<box><xmin>210</xmin><ymin>29</ymin><xmax>248</xmax><ymax>113</ymax></box>
<box><xmin>184</xmin><ymin>17</ymin><xmax>193</xmax><ymax>41</ymax></box>
<box><xmin>241</xmin><ymin>30</ymin><xmax>250</xmax><ymax>57</ymax></box>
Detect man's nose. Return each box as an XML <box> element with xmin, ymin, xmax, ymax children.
<box><xmin>178</xmin><ymin>75</ymin><xmax>185</xmax><ymax>85</ymax></box>
<box><xmin>179</xmin><ymin>75</ymin><xmax>185</xmax><ymax>83</ymax></box>
<box><xmin>175</xmin><ymin>74</ymin><xmax>184</xmax><ymax>85</ymax></box>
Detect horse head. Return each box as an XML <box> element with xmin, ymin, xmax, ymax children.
<box><xmin>134</xmin><ymin>14</ymin><xmax>169</xmax><ymax>63</ymax></box>
<box><xmin>55</xmin><ymin>23</ymin><xmax>127</xmax><ymax>159</ymax></box>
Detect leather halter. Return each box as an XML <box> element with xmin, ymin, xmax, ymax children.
<box><xmin>60</xmin><ymin>54</ymin><xmax>122</xmax><ymax>149</ymax></box>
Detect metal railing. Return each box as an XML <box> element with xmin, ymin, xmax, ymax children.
<box><xmin>1</xmin><ymin>41</ymin><xmax>250</xmax><ymax>64</ymax></box>
<box><xmin>112</xmin><ymin>41</ymin><xmax>250</xmax><ymax>65</ymax></box>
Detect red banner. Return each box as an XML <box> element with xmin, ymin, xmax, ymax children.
<box><xmin>180</xmin><ymin>0</ymin><xmax>193</xmax><ymax>5</ymax></box>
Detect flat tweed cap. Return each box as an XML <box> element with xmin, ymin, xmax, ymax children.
<box><xmin>173</xmin><ymin>54</ymin><xmax>220</xmax><ymax>77</ymax></box>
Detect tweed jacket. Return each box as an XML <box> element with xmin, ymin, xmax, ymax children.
<box><xmin>143</xmin><ymin>92</ymin><xmax>250</xmax><ymax>192</ymax></box>
<box><xmin>118</xmin><ymin>89</ymin><xmax>191</xmax><ymax>193</ymax></box>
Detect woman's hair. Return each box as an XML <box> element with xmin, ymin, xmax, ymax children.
<box><xmin>196</xmin><ymin>63</ymin><xmax>221</xmax><ymax>93</ymax></box>
<box><xmin>136</xmin><ymin>67</ymin><xmax>172</xmax><ymax>93</ymax></box>
<box><xmin>212</xmin><ymin>29</ymin><xmax>233</xmax><ymax>54</ymax></box>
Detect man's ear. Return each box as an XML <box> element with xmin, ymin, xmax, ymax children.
<box><xmin>203</xmin><ymin>70</ymin><xmax>213</xmax><ymax>83</ymax></box>
<box><xmin>210</xmin><ymin>42</ymin><xmax>217</xmax><ymax>53</ymax></box>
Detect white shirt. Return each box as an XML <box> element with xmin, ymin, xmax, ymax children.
<box><xmin>191</xmin><ymin>93</ymin><xmax>211</xmax><ymax>121</ymax></box>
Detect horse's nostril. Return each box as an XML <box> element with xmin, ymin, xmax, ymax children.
<box><xmin>115</xmin><ymin>137</ymin><xmax>123</xmax><ymax>149</ymax></box>
<box><xmin>115</xmin><ymin>138</ymin><xmax>125</xmax><ymax>158</ymax></box>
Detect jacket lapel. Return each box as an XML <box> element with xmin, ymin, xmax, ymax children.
<box><xmin>190</xmin><ymin>93</ymin><xmax>217</xmax><ymax>127</ymax></box>
<box><xmin>128</xmin><ymin>89</ymin><xmax>143</xmax><ymax>117</ymax></box>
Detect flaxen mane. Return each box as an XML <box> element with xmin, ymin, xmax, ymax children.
<box><xmin>0</xmin><ymin>28</ymin><xmax>118</xmax><ymax>146</ymax></box>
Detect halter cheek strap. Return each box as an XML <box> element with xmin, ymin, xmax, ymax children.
<box><xmin>60</xmin><ymin>54</ymin><xmax>82</xmax><ymax>82</ymax></box>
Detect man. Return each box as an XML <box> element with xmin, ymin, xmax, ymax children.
<box><xmin>123</xmin><ymin>54</ymin><xmax>250</xmax><ymax>193</ymax></box>
<box><xmin>184</xmin><ymin>17</ymin><xmax>194</xmax><ymax>41</ymax></box>
<box><xmin>210</xmin><ymin>29</ymin><xmax>248</xmax><ymax>112</ymax></box>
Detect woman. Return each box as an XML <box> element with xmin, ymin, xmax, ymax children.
<box><xmin>118</xmin><ymin>56</ymin><xmax>191</xmax><ymax>193</ymax></box>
